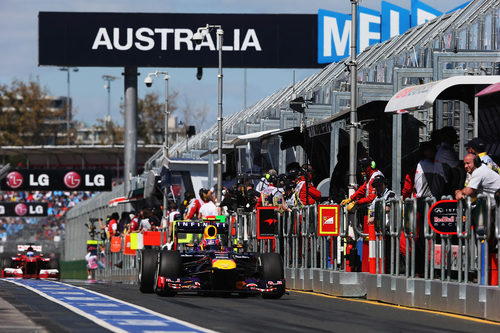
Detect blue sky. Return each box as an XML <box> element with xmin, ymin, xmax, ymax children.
<box><xmin>0</xmin><ymin>0</ymin><xmax>468</xmax><ymax>130</ymax></box>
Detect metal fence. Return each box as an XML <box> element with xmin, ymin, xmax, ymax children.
<box><xmin>94</xmin><ymin>195</ymin><xmax>500</xmax><ymax>287</ymax></box>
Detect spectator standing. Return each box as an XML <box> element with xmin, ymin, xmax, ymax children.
<box><xmin>464</xmin><ymin>138</ymin><xmax>500</xmax><ymax>188</ymax></box>
<box><xmin>85</xmin><ymin>248</ymin><xmax>98</xmax><ymax>279</ymax></box>
<box><xmin>199</xmin><ymin>188</ymin><xmax>218</xmax><ymax>218</ymax></box>
<box><xmin>341</xmin><ymin>157</ymin><xmax>384</xmax><ymax>213</ymax></box>
<box><xmin>184</xmin><ymin>191</ymin><xmax>202</xmax><ymax>220</ymax></box>
<box><xmin>255</xmin><ymin>173</ymin><xmax>284</xmax><ymax>208</ymax></box>
<box><xmin>294</xmin><ymin>168</ymin><xmax>322</xmax><ymax>206</ymax></box>
<box><xmin>256</xmin><ymin>169</ymin><xmax>278</xmax><ymax>193</ymax></box>
<box><xmin>107</xmin><ymin>213</ymin><xmax>119</xmax><ymax>237</ymax></box>
<box><xmin>455</xmin><ymin>153</ymin><xmax>500</xmax><ymax>201</ymax></box>
<box><xmin>117</xmin><ymin>212</ymin><xmax>130</xmax><ymax>235</ymax></box>
<box><xmin>138</xmin><ymin>209</ymin><xmax>152</xmax><ymax>232</ymax></box>
<box><xmin>367</xmin><ymin>175</ymin><xmax>395</xmax><ymax>223</ymax></box>
<box><xmin>128</xmin><ymin>212</ymin><xmax>139</xmax><ymax>233</ymax></box>
<box><xmin>435</xmin><ymin>126</ymin><xmax>460</xmax><ymax>169</ymax></box>
<box><xmin>414</xmin><ymin>141</ymin><xmax>446</xmax><ymax>199</ymax></box>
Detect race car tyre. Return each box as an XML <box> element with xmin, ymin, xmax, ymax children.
<box><xmin>259</xmin><ymin>253</ymin><xmax>285</xmax><ymax>299</ymax></box>
<box><xmin>139</xmin><ymin>249</ymin><xmax>158</xmax><ymax>293</ymax></box>
<box><xmin>155</xmin><ymin>250</ymin><xmax>182</xmax><ymax>297</ymax></box>
<box><xmin>1</xmin><ymin>257</ymin><xmax>12</xmax><ymax>277</ymax></box>
<box><xmin>1</xmin><ymin>257</ymin><xmax>12</xmax><ymax>269</ymax></box>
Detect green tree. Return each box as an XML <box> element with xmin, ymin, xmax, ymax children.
<box><xmin>0</xmin><ymin>79</ymin><xmax>65</xmax><ymax>145</ymax></box>
<box><xmin>92</xmin><ymin>118</ymin><xmax>124</xmax><ymax>145</ymax></box>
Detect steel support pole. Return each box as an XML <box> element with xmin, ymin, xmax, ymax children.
<box><xmin>124</xmin><ymin>67</ymin><xmax>138</xmax><ymax>196</ymax></box>
<box><xmin>348</xmin><ymin>0</ymin><xmax>358</xmax><ymax>196</ymax></box>
<box><xmin>163</xmin><ymin>74</ymin><xmax>170</xmax><ymax>240</ymax></box>
<box><xmin>217</xmin><ymin>28</ymin><xmax>224</xmax><ymax>207</ymax></box>
<box><xmin>66</xmin><ymin>70</ymin><xmax>70</xmax><ymax>146</ymax></box>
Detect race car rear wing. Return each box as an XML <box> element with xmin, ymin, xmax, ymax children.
<box><xmin>17</xmin><ymin>245</ymin><xmax>42</xmax><ymax>252</ymax></box>
<box><xmin>174</xmin><ymin>220</ymin><xmax>228</xmax><ymax>235</ymax></box>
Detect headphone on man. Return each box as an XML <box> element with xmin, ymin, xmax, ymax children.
<box><xmin>359</xmin><ymin>157</ymin><xmax>376</xmax><ymax>170</ymax></box>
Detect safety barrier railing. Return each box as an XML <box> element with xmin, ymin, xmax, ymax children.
<box><xmin>93</xmin><ymin>197</ymin><xmax>500</xmax><ymax>287</ymax></box>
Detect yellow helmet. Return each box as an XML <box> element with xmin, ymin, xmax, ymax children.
<box><xmin>203</xmin><ymin>225</ymin><xmax>217</xmax><ymax>239</ymax></box>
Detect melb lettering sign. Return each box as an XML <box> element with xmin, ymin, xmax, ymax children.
<box><xmin>317</xmin><ymin>0</ymin><xmax>468</xmax><ymax>63</ymax></box>
<box><xmin>38</xmin><ymin>12</ymin><xmax>320</xmax><ymax>68</ymax></box>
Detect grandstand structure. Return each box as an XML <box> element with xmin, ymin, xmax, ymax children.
<box><xmin>131</xmin><ymin>0</ymin><xmax>500</xmax><ymax>194</ymax></box>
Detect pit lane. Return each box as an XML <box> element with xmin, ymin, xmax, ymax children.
<box><xmin>1</xmin><ymin>278</ymin><xmax>499</xmax><ymax>332</ymax></box>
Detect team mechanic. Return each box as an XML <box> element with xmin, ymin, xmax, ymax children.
<box><xmin>341</xmin><ymin>156</ymin><xmax>384</xmax><ymax>213</ymax></box>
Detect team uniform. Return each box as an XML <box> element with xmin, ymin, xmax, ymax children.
<box><xmin>349</xmin><ymin>169</ymin><xmax>383</xmax><ymax>212</ymax></box>
<box><xmin>294</xmin><ymin>179</ymin><xmax>322</xmax><ymax>206</ymax></box>
<box><xmin>256</xmin><ymin>185</ymin><xmax>284</xmax><ymax>207</ymax></box>
<box><xmin>185</xmin><ymin>198</ymin><xmax>202</xmax><ymax>220</ymax></box>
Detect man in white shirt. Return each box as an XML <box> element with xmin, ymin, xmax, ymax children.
<box><xmin>255</xmin><ymin>169</ymin><xmax>277</xmax><ymax>193</ymax></box>
<box><xmin>414</xmin><ymin>142</ymin><xmax>446</xmax><ymax>199</ymax></box>
<box><xmin>455</xmin><ymin>153</ymin><xmax>500</xmax><ymax>201</ymax></box>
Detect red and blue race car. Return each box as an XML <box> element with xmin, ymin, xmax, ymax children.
<box><xmin>1</xmin><ymin>245</ymin><xmax>60</xmax><ymax>280</ymax></box>
<box><xmin>138</xmin><ymin>221</ymin><xmax>285</xmax><ymax>298</ymax></box>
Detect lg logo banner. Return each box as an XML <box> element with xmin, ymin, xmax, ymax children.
<box><xmin>0</xmin><ymin>202</ymin><xmax>48</xmax><ymax>217</ymax></box>
<box><xmin>0</xmin><ymin>169</ymin><xmax>112</xmax><ymax>191</ymax></box>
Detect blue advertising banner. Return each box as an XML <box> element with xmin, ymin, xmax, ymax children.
<box><xmin>318</xmin><ymin>0</ymin><xmax>468</xmax><ymax>63</ymax></box>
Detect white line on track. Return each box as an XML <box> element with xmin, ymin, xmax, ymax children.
<box><xmin>3</xmin><ymin>279</ymin><xmax>217</xmax><ymax>333</ymax></box>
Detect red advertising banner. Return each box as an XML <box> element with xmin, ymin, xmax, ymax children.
<box><xmin>143</xmin><ymin>231</ymin><xmax>162</xmax><ymax>246</ymax></box>
<box><xmin>317</xmin><ymin>205</ymin><xmax>340</xmax><ymax>236</ymax></box>
<box><xmin>123</xmin><ymin>235</ymin><xmax>136</xmax><ymax>256</ymax></box>
<box><xmin>257</xmin><ymin>207</ymin><xmax>278</xmax><ymax>240</ymax></box>
<box><xmin>110</xmin><ymin>236</ymin><xmax>122</xmax><ymax>253</ymax></box>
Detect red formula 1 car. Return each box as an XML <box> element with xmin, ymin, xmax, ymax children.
<box><xmin>1</xmin><ymin>245</ymin><xmax>60</xmax><ymax>280</ymax></box>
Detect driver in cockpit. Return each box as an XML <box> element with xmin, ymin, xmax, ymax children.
<box><xmin>199</xmin><ymin>225</ymin><xmax>221</xmax><ymax>251</ymax></box>
<box><xmin>26</xmin><ymin>246</ymin><xmax>35</xmax><ymax>257</ymax></box>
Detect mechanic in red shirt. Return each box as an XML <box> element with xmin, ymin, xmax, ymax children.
<box><xmin>294</xmin><ymin>168</ymin><xmax>321</xmax><ymax>206</ymax></box>
<box><xmin>184</xmin><ymin>191</ymin><xmax>202</xmax><ymax>220</ymax></box>
<box><xmin>107</xmin><ymin>213</ymin><xmax>119</xmax><ymax>237</ymax></box>
<box><xmin>341</xmin><ymin>157</ymin><xmax>383</xmax><ymax>212</ymax></box>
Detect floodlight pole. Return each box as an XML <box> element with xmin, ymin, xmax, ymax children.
<box><xmin>59</xmin><ymin>67</ymin><xmax>78</xmax><ymax>145</ymax></box>
<box><xmin>217</xmin><ymin>27</ymin><xmax>223</xmax><ymax>211</ymax></box>
<box><xmin>102</xmin><ymin>75</ymin><xmax>119</xmax><ymax>144</ymax></box>
<box><xmin>348</xmin><ymin>0</ymin><xmax>359</xmax><ymax>196</ymax></box>
<box><xmin>145</xmin><ymin>70</ymin><xmax>170</xmax><ymax>238</ymax></box>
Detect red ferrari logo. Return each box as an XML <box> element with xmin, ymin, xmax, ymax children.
<box><xmin>64</xmin><ymin>171</ymin><xmax>81</xmax><ymax>189</ymax></box>
<box><xmin>7</xmin><ymin>171</ymin><xmax>23</xmax><ymax>189</ymax></box>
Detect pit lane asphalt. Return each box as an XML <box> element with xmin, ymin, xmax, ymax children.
<box><xmin>2</xmin><ymin>279</ymin><xmax>500</xmax><ymax>333</ymax></box>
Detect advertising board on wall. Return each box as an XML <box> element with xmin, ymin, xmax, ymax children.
<box><xmin>0</xmin><ymin>202</ymin><xmax>48</xmax><ymax>217</ymax></box>
<box><xmin>0</xmin><ymin>169</ymin><xmax>113</xmax><ymax>191</ymax></box>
